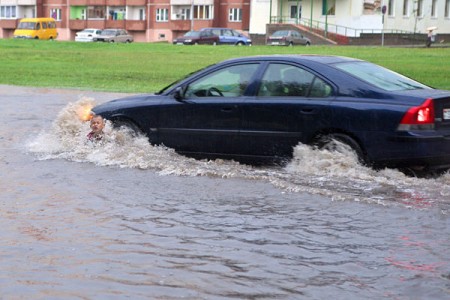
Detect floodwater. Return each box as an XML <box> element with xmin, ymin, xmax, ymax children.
<box><xmin>1</xmin><ymin>84</ymin><xmax>449</xmax><ymax>299</ymax></box>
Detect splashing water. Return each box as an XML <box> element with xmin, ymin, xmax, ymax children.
<box><xmin>27</xmin><ymin>98</ymin><xmax>450</xmax><ymax>212</ymax></box>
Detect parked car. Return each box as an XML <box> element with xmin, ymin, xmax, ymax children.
<box><xmin>13</xmin><ymin>18</ymin><xmax>58</xmax><ymax>40</ymax></box>
<box><xmin>172</xmin><ymin>31</ymin><xmax>219</xmax><ymax>45</ymax></box>
<box><xmin>267</xmin><ymin>30</ymin><xmax>311</xmax><ymax>46</ymax></box>
<box><xmin>200</xmin><ymin>28</ymin><xmax>252</xmax><ymax>46</ymax></box>
<box><xmin>75</xmin><ymin>28</ymin><xmax>102</xmax><ymax>42</ymax></box>
<box><xmin>93</xmin><ymin>29</ymin><xmax>133</xmax><ymax>43</ymax></box>
<box><xmin>91</xmin><ymin>55</ymin><xmax>450</xmax><ymax>176</ymax></box>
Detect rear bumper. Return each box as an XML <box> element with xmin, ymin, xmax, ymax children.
<box><xmin>372</xmin><ymin>132</ymin><xmax>450</xmax><ymax>170</ymax></box>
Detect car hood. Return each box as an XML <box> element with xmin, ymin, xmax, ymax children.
<box><xmin>92</xmin><ymin>94</ymin><xmax>161</xmax><ymax>115</ymax></box>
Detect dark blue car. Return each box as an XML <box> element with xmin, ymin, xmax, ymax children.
<box><xmin>92</xmin><ymin>55</ymin><xmax>450</xmax><ymax>176</ymax></box>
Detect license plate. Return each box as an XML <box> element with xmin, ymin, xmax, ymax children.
<box><xmin>271</xmin><ymin>42</ymin><xmax>279</xmax><ymax>45</ymax></box>
<box><xmin>444</xmin><ymin>108</ymin><xmax>450</xmax><ymax>120</ymax></box>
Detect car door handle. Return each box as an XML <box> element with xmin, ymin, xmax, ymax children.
<box><xmin>300</xmin><ymin>108</ymin><xmax>317</xmax><ymax>114</ymax></box>
<box><xmin>221</xmin><ymin>107</ymin><xmax>234</xmax><ymax>113</ymax></box>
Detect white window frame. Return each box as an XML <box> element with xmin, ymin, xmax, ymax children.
<box><xmin>193</xmin><ymin>5</ymin><xmax>213</xmax><ymax>20</ymax></box>
<box><xmin>1</xmin><ymin>5</ymin><xmax>17</xmax><ymax>19</ymax></box>
<box><xmin>50</xmin><ymin>8</ymin><xmax>62</xmax><ymax>21</ymax></box>
<box><xmin>431</xmin><ymin>0</ymin><xmax>437</xmax><ymax>17</ymax></box>
<box><xmin>416</xmin><ymin>0</ymin><xmax>423</xmax><ymax>17</ymax></box>
<box><xmin>402</xmin><ymin>0</ymin><xmax>409</xmax><ymax>17</ymax></box>
<box><xmin>156</xmin><ymin>8</ymin><xmax>169</xmax><ymax>22</ymax></box>
<box><xmin>388</xmin><ymin>0</ymin><xmax>394</xmax><ymax>16</ymax></box>
<box><xmin>229</xmin><ymin>8</ymin><xmax>242</xmax><ymax>22</ymax></box>
<box><xmin>446</xmin><ymin>0</ymin><xmax>450</xmax><ymax>18</ymax></box>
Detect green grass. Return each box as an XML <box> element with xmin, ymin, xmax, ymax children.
<box><xmin>1</xmin><ymin>39</ymin><xmax>449</xmax><ymax>93</ymax></box>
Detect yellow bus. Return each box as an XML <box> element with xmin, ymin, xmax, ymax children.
<box><xmin>14</xmin><ymin>18</ymin><xmax>58</xmax><ymax>40</ymax></box>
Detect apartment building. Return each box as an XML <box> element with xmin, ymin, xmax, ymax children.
<box><xmin>0</xmin><ymin>0</ymin><xmax>251</xmax><ymax>42</ymax></box>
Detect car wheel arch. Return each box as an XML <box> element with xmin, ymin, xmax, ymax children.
<box><xmin>110</xmin><ymin>117</ymin><xmax>144</xmax><ymax>136</ymax></box>
<box><xmin>311</xmin><ymin>130</ymin><xmax>368</xmax><ymax>165</ymax></box>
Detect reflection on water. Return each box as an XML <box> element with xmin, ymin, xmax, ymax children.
<box><xmin>27</xmin><ymin>98</ymin><xmax>450</xmax><ymax>214</ymax></box>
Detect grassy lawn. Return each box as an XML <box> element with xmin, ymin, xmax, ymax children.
<box><xmin>1</xmin><ymin>39</ymin><xmax>449</xmax><ymax>93</ymax></box>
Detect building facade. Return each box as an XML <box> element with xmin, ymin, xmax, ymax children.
<box><xmin>1</xmin><ymin>0</ymin><xmax>449</xmax><ymax>41</ymax></box>
<box><xmin>250</xmin><ymin>0</ymin><xmax>449</xmax><ymax>36</ymax></box>
<box><xmin>0</xmin><ymin>0</ymin><xmax>251</xmax><ymax>41</ymax></box>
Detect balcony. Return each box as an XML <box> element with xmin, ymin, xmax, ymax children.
<box><xmin>106</xmin><ymin>20</ymin><xmax>125</xmax><ymax>28</ymax></box>
<box><xmin>0</xmin><ymin>19</ymin><xmax>18</xmax><ymax>29</ymax></box>
<box><xmin>69</xmin><ymin>19</ymin><xmax>87</xmax><ymax>30</ymax></box>
<box><xmin>126</xmin><ymin>20</ymin><xmax>146</xmax><ymax>31</ymax></box>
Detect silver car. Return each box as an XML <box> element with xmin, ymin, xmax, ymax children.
<box><xmin>267</xmin><ymin>30</ymin><xmax>311</xmax><ymax>46</ymax></box>
<box><xmin>93</xmin><ymin>29</ymin><xmax>133</xmax><ymax>43</ymax></box>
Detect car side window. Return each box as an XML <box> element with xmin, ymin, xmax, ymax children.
<box><xmin>258</xmin><ymin>63</ymin><xmax>332</xmax><ymax>98</ymax></box>
<box><xmin>185</xmin><ymin>64</ymin><xmax>259</xmax><ymax>98</ymax></box>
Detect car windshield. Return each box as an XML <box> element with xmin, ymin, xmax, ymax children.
<box><xmin>272</xmin><ymin>31</ymin><xmax>288</xmax><ymax>37</ymax></box>
<box><xmin>82</xmin><ymin>29</ymin><xmax>96</xmax><ymax>33</ymax></box>
<box><xmin>156</xmin><ymin>66</ymin><xmax>213</xmax><ymax>95</ymax></box>
<box><xmin>335</xmin><ymin>61</ymin><xmax>431</xmax><ymax>91</ymax></box>
<box><xmin>185</xmin><ymin>31</ymin><xmax>200</xmax><ymax>37</ymax></box>
<box><xmin>101</xmin><ymin>30</ymin><xmax>116</xmax><ymax>35</ymax></box>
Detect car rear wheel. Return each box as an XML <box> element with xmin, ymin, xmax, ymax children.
<box><xmin>315</xmin><ymin>133</ymin><xmax>366</xmax><ymax>165</ymax></box>
<box><xmin>236</xmin><ymin>41</ymin><xmax>244</xmax><ymax>46</ymax></box>
<box><xmin>288</xmin><ymin>42</ymin><xmax>294</xmax><ymax>46</ymax></box>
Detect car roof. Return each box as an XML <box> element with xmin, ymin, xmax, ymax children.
<box><xmin>218</xmin><ymin>55</ymin><xmax>361</xmax><ymax>65</ymax></box>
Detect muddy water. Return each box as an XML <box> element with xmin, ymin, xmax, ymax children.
<box><xmin>1</xmin><ymin>85</ymin><xmax>449</xmax><ymax>299</ymax></box>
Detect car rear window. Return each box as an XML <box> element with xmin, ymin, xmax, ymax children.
<box><xmin>334</xmin><ymin>61</ymin><xmax>430</xmax><ymax>91</ymax></box>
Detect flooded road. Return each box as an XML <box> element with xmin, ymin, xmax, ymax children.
<box><xmin>1</xmin><ymin>85</ymin><xmax>449</xmax><ymax>299</ymax></box>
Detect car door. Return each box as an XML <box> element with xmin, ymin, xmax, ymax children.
<box><xmin>220</xmin><ymin>29</ymin><xmax>235</xmax><ymax>45</ymax></box>
<box><xmin>239</xmin><ymin>62</ymin><xmax>334</xmax><ymax>158</ymax></box>
<box><xmin>199</xmin><ymin>31</ymin><xmax>215</xmax><ymax>44</ymax></box>
<box><xmin>157</xmin><ymin>63</ymin><xmax>260</xmax><ymax>156</ymax></box>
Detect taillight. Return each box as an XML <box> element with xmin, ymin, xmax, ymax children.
<box><xmin>397</xmin><ymin>98</ymin><xmax>435</xmax><ymax>130</ymax></box>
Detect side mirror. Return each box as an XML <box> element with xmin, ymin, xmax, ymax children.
<box><xmin>173</xmin><ymin>86</ymin><xmax>185</xmax><ymax>101</ymax></box>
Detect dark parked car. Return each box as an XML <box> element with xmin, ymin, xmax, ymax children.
<box><xmin>92</xmin><ymin>55</ymin><xmax>450</xmax><ymax>176</ymax></box>
<box><xmin>173</xmin><ymin>31</ymin><xmax>219</xmax><ymax>45</ymax></box>
<box><xmin>200</xmin><ymin>28</ymin><xmax>252</xmax><ymax>46</ymax></box>
<box><xmin>93</xmin><ymin>29</ymin><xmax>133</xmax><ymax>43</ymax></box>
<box><xmin>267</xmin><ymin>30</ymin><xmax>311</xmax><ymax>46</ymax></box>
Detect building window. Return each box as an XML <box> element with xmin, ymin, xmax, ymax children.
<box><xmin>322</xmin><ymin>0</ymin><xmax>335</xmax><ymax>15</ymax></box>
<box><xmin>87</xmin><ymin>6</ymin><xmax>106</xmax><ymax>19</ymax></box>
<box><xmin>416</xmin><ymin>0</ymin><xmax>423</xmax><ymax>17</ymax></box>
<box><xmin>193</xmin><ymin>5</ymin><xmax>213</xmax><ymax>19</ymax></box>
<box><xmin>431</xmin><ymin>0</ymin><xmax>437</xmax><ymax>17</ymax></box>
<box><xmin>50</xmin><ymin>8</ymin><xmax>62</xmax><ymax>21</ymax></box>
<box><xmin>109</xmin><ymin>7</ymin><xmax>126</xmax><ymax>20</ymax></box>
<box><xmin>388</xmin><ymin>0</ymin><xmax>394</xmax><ymax>16</ymax></box>
<box><xmin>229</xmin><ymin>8</ymin><xmax>242</xmax><ymax>22</ymax></box>
<box><xmin>156</xmin><ymin>8</ymin><xmax>168</xmax><ymax>22</ymax></box>
<box><xmin>446</xmin><ymin>0</ymin><xmax>450</xmax><ymax>18</ymax></box>
<box><xmin>402</xmin><ymin>0</ymin><xmax>409</xmax><ymax>16</ymax></box>
<box><xmin>1</xmin><ymin>5</ymin><xmax>17</xmax><ymax>19</ymax></box>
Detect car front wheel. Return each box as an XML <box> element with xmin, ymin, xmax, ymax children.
<box><xmin>112</xmin><ymin>120</ymin><xmax>143</xmax><ymax>137</ymax></box>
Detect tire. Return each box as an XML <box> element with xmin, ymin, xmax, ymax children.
<box><xmin>315</xmin><ymin>133</ymin><xmax>366</xmax><ymax>164</ymax></box>
<box><xmin>236</xmin><ymin>41</ymin><xmax>244</xmax><ymax>46</ymax></box>
<box><xmin>305</xmin><ymin>42</ymin><xmax>311</xmax><ymax>46</ymax></box>
<box><xmin>288</xmin><ymin>42</ymin><xmax>294</xmax><ymax>46</ymax></box>
<box><xmin>112</xmin><ymin>120</ymin><xmax>142</xmax><ymax>137</ymax></box>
